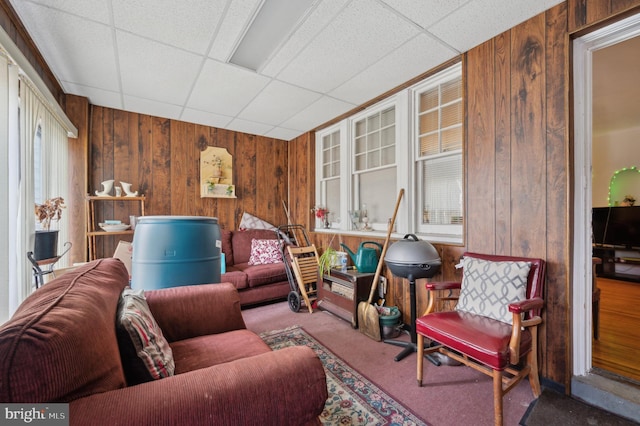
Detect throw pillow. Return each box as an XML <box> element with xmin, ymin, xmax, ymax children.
<box><xmin>248</xmin><ymin>238</ymin><xmax>283</xmax><ymax>265</ymax></box>
<box><xmin>116</xmin><ymin>287</ymin><xmax>175</xmax><ymax>385</ymax></box>
<box><xmin>455</xmin><ymin>257</ymin><xmax>531</xmax><ymax>324</ymax></box>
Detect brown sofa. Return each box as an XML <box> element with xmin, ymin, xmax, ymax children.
<box><xmin>0</xmin><ymin>258</ymin><xmax>327</xmax><ymax>426</ymax></box>
<box><xmin>220</xmin><ymin>228</ymin><xmax>290</xmax><ymax>306</ymax></box>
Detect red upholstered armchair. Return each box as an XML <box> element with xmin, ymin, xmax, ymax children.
<box><xmin>416</xmin><ymin>252</ymin><xmax>546</xmax><ymax>426</ymax></box>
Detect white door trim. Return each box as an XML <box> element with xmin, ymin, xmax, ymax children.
<box><xmin>572</xmin><ymin>12</ymin><xmax>640</xmax><ymax>378</ymax></box>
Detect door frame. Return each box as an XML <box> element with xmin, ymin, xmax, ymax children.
<box><xmin>572</xmin><ymin>13</ymin><xmax>640</xmax><ymax>378</ymax></box>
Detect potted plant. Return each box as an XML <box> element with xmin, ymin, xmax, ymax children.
<box><xmin>34</xmin><ymin>197</ymin><xmax>66</xmax><ymax>260</ymax></box>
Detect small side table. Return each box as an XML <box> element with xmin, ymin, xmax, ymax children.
<box><xmin>318</xmin><ymin>268</ymin><xmax>374</xmax><ymax>328</ymax></box>
<box><xmin>27</xmin><ymin>242</ymin><xmax>72</xmax><ymax>288</ymax></box>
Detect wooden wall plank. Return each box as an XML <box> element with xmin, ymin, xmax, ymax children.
<box><xmin>509</xmin><ymin>13</ymin><xmax>547</xmax><ymax>258</ymax></box>
<box><xmin>466</xmin><ymin>40</ymin><xmax>496</xmax><ymax>253</ymax></box>
<box><xmin>150</xmin><ymin>117</ymin><xmax>171</xmax><ymax>215</ymax></box>
<box><xmin>568</xmin><ymin>0</ymin><xmax>640</xmax><ymax>32</ymax></box>
<box><xmin>63</xmin><ymin>94</ymin><xmax>89</xmax><ymax>263</ymax></box>
<box><xmin>494</xmin><ymin>32</ymin><xmax>512</xmax><ymax>255</ymax></box>
<box><xmin>169</xmin><ymin>120</ymin><xmax>189</xmax><ymax>215</ymax></box>
<box><xmin>544</xmin><ymin>2</ymin><xmax>571</xmax><ymax>387</ymax></box>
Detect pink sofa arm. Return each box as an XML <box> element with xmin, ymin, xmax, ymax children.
<box><xmin>145</xmin><ymin>282</ymin><xmax>246</xmax><ymax>342</ymax></box>
<box><xmin>69</xmin><ymin>346</ymin><xmax>328</xmax><ymax>426</ymax></box>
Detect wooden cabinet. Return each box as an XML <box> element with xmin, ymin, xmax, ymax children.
<box><xmin>318</xmin><ymin>269</ymin><xmax>374</xmax><ymax>328</ymax></box>
<box><xmin>86</xmin><ymin>195</ymin><xmax>145</xmax><ymax>260</ymax></box>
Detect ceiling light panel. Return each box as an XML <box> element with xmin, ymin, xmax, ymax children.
<box><xmin>208</xmin><ymin>0</ymin><xmax>262</xmax><ymax>61</ymax></box>
<box><xmin>229</xmin><ymin>0</ymin><xmax>316</xmax><ymax>71</ymax></box>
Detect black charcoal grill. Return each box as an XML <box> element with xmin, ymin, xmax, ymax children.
<box><xmin>384</xmin><ymin>234</ymin><xmax>441</xmax><ymax>362</ymax></box>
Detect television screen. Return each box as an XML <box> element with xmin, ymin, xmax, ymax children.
<box><xmin>592</xmin><ymin>207</ymin><xmax>611</xmax><ymax>245</ymax></box>
<box><xmin>603</xmin><ymin>206</ymin><xmax>640</xmax><ymax>249</ymax></box>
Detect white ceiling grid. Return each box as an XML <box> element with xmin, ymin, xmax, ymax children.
<box><xmin>9</xmin><ymin>0</ymin><xmax>563</xmax><ymax>140</ymax></box>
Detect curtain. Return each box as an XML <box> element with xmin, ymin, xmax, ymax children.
<box><xmin>17</xmin><ymin>77</ymin><xmax>41</xmax><ymax>307</ymax></box>
<box><xmin>0</xmin><ymin>53</ymin><xmax>19</xmax><ymax>323</ymax></box>
<box><xmin>41</xmin><ymin>99</ymin><xmax>70</xmax><ymax>268</ymax></box>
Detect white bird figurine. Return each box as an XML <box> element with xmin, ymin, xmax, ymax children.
<box><xmin>95</xmin><ymin>179</ymin><xmax>114</xmax><ymax>197</ymax></box>
<box><xmin>120</xmin><ymin>181</ymin><xmax>138</xmax><ymax>197</ymax></box>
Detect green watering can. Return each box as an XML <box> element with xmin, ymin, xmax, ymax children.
<box><xmin>340</xmin><ymin>241</ymin><xmax>383</xmax><ymax>273</ymax></box>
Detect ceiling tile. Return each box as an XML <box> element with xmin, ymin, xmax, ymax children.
<box><xmin>117</xmin><ymin>31</ymin><xmax>203</xmax><ymax>105</ymax></box>
<box><xmin>330</xmin><ymin>34</ymin><xmax>459</xmax><ymax>105</ymax></box>
<box><xmin>181</xmin><ymin>108</ymin><xmax>234</xmax><ymax>130</ymax></box>
<box><xmin>226</xmin><ymin>118</ymin><xmax>275</xmax><ymax>136</ymax></box>
<box><xmin>429</xmin><ymin>0</ymin><xmax>564</xmax><ymax>52</ymax></box>
<box><xmin>123</xmin><ymin>95</ymin><xmax>183</xmax><ymax>120</ymax></box>
<box><xmin>237</xmin><ymin>80</ymin><xmax>322</xmax><ymax>126</ymax></box>
<box><xmin>275</xmin><ymin>0</ymin><xmax>419</xmax><ymax>93</ymax></box>
<box><xmin>187</xmin><ymin>60</ymin><xmax>270</xmax><ymax>116</ymax></box>
<box><xmin>380</xmin><ymin>0</ymin><xmax>468</xmax><ymax>30</ymax></box>
<box><xmin>265</xmin><ymin>127</ymin><xmax>304</xmax><ymax>141</ymax></box>
<box><xmin>10</xmin><ymin>2</ymin><xmax>119</xmax><ymax>91</ymax></box>
<box><xmin>112</xmin><ymin>0</ymin><xmax>226</xmax><ymax>55</ymax></box>
<box><xmin>62</xmin><ymin>82</ymin><xmax>123</xmax><ymax>110</ymax></box>
<box><xmin>208</xmin><ymin>0</ymin><xmax>262</xmax><ymax>61</ymax></box>
<box><xmin>279</xmin><ymin>96</ymin><xmax>355</xmax><ymax>131</ymax></box>
<box><xmin>12</xmin><ymin>0</ymin><xmax>111</xmax><ymax>23</ymax></box>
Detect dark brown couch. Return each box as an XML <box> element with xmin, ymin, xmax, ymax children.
<box><xmin>0</xmin><ymin>258</ymin><xmax>327</xmax><ymax>425</ymax></box>
<box><xmin>220</xmin><ymin>228</ymin><xmax>290</xmax><ymax>306</ymax></box>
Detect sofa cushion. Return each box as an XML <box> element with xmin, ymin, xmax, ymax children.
<box><xmin>116</xmin><ymin>287</ymin><xmax>175</xmax><ymax>385</ymax></box>
<box><xmin>231</xmin><ymin>229</ymin><xmax>278</xmax><ymax>264</ymax></box>
<box><xmin>220</xmin><ymin>269</ymin><xmax>249</xmax><ymax>290</ymax></box>
<box><xmin>234</xmin><ymin>262</ymin><xmax>288</xmax><ymax>288</ymax></box>
<box><xmin>455</xmin><ymin>256</ymin><xmax>531</xmax><ymax>324</ymax></box>
<box><xmin>248</xmin><ymin>238</ymin><xmax>283</xmax><ymax>265</ymax></box>
<box><xmin>0</xmin><ymin>258</ymin><xmax>128</xmax><ymax>403</ymax></box>
<box><xmin>170</xmin><ymin>329</ymin><xmax>271</xmax><ymax>374</ymax></box>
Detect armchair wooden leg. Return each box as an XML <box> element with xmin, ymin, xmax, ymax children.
<box><xmin>493</xmin><ymin>369</ymin><xmax>503</xmax><ymax>426</ymax></box>
<box><xmin>527</xmin><ymin>350</ymin><xmax>542</xmax><ymax>397</ymax></box>
<box><xmin>417</xmin><ymin>334</ymin><xmax>424</xmax><ymax>386</ymax></box>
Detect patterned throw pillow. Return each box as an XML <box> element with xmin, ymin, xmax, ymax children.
<box><xmin>455</xmin><ymin>257</ymin><xmax>531</xmax><ymax>324</ymax></box>
<box><xmin>116</xmin><ymin>287</ymin><xmax>175</xmax><ymax>385</ymax></box>
<box><xmin>248</xmin><ymin>238</ymin><xmax>283</xmax><ymax>265</ymax></box>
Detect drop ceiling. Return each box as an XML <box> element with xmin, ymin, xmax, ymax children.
<box><xmin>9</xmin><ymin>0</ymin><xmax>563</xmax><ymax>141</ymax></box>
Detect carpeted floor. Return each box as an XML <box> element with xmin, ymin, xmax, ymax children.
<box><xmin>261</xmin><ymin>325</ymin><xmax>428</xmax><ymax>425</ymax></box>
<box><xmin>520</xmin><ymin>388</ymin><xmax>639</xmax><ymax>425</ymax></box>
<box><xmin>242</xmin><ymin>300</ymin><xmax>537</xmax><ymax>425</ymax></box>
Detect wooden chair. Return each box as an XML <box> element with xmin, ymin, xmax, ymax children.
<box><xmin>287</xmin><ymin>245</ymin><xmax>320</xmax><ymax>314</ymax></box>
<box><xmin>416</xmin><ymin>252</ymin><xmax>546</xmax><ymax>426</ymax></box>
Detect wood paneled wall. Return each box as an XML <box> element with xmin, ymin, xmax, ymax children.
<box><xmin>465</xmin><ymin>4</ymin><xmax>570</xmax><ymax>385</ymax></box>
<box><xmin>87</xmin><ymin>106</ymin><xmax>288</xmax><ymax>259</ymax></box>
<box><xmin>568</xmin><ymin>0</ymin><xmax>640</xmax><ymax>33</ymax></box>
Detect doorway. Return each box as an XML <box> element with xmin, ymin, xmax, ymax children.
<box><xmin>572</xmin><ymin>12</ymin><xmax>640</xmax><ymax>418</ymax></box>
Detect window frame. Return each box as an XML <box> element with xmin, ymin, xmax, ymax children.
<box><xmin>315</xmin><ymin>62</ymin><xmax>463</xmax><ymax>244</ymax></box>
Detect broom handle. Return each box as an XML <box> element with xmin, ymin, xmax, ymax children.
<box><xmin>366</xmin><ymin>188</ymin><xmax>404</xmax><ymax>305</ymax></box>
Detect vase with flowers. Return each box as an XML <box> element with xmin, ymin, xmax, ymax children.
<box><xmin>33</xmin><ymin>197</ymin><xmax>66</xmax><ymax>260</ymax></box>
<box><xmin>312</xmin><ymin>206</ymin><xmax>330</xmax><ymax>229</ymax></box>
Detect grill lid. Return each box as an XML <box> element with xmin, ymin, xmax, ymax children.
<box><xmin>384</xmin><ymin>234</ymin><xmax>440</xmax><ymax>265</ymax></box>
<box><xmin>384</xmin><ymin>234</ymin><xmax>441</xmax><ymax>279</ymax></box>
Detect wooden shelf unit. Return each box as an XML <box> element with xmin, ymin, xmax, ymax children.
<box><xmin>86</xmin><ymin>195</ymin><xmax>145</xmax><ymax>260</ymax></box>
<box><xmin>318</xmin><ymin>268</ymin><xmax>374</xmax><ymax>328</ymax></box>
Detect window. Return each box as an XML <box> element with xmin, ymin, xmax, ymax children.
<box><xmin>317</xmin><ymin>128</ymin><xmax>341</xmax><ymax>227</ymax></box>
<box><xmin>315</xmin><ymin>62</ymin><xmax>463</xmax><ymax>243</ymax></box>
<box><xmin>352</xmin><ymin>102</ymin><xmax>397</xmax><ymax>230</ymax></box>
<box><xmin>414</xmin><ymin>66</ymin><xmax>463</xmax><ymax>240</ymax></box>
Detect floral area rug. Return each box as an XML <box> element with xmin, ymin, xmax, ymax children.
<box><xmin>260</xmin><ymin>325</ymin><xmax>427</xmax><ymax>426</ymax></box>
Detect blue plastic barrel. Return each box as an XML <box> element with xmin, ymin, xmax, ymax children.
<box><xmin>131</xmin><ymin>216</ymin><xmax>221</xmax><ymax>290</ymax></box>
